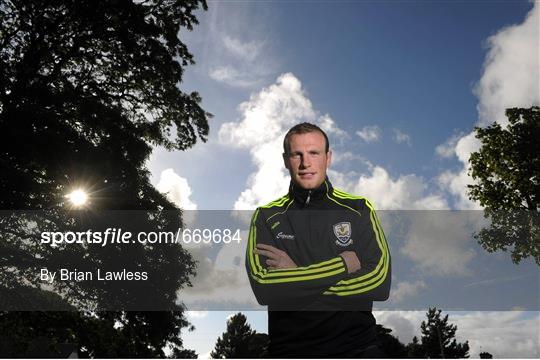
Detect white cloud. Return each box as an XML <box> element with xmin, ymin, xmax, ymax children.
<box><xmin>392</xmin><ymin>128</ymin><xmax>412</xmax><ymax>146</ymax></box>
<box><xmin>220</xmin><ymin>73</ymin><xmax>485</xmax><ymax>279</ymax></box>
<box><xmin>437</xmin><ymin>132</ymin><xmax>482</xmax><ymax>210</ymax></box>
<box><xmin>222</xmin><ymin>35</ymin><xmax>262</xmax><ymax>62</ymax></box>
<box><xmin>453</xmin><ymin>311</ymin><xmax>540</xmax><ymax>358</ymax></box>
<box><xmin>217</xmin><ymin>73</ymin><xmax>482</xmax><ymax>277</ymax></box>
<box><xmin>185</xmin><ymin>4</ymin><xmax>276</xmax><ymax>89</ymax></box>
<box><xmin>474</xmin><ymin>4</ymin><xmax>539</xmax><ymax>127</ymax></box>
<box><xmin>199</xmin><ymin>351</ymin><xmax>212</xmax><ymax>359</ymax></box>
<box><xmin>374</xmin><ymin>310</ymin><xmax>424</xmax><ymax>343</ymax></box>
<box><xmin>209</xmin><ymin>65</ymin><xmax>259</xmax><ymax>88</ymax></box>
<box><xmin>391</xmin><ymin>280</ymin><xmax>427</xmax><ymax>303</ymax></box>
<box><xmin>232</xmin><ymin>139</ymin><xmax>291</xmax><ymax>211</ymax></box>
<box><xmin>156</xmin><ymin>168</ymin><xmax>197</xmax><ymax>210</ymax></box>
<box><xmin>329</xmin><ymin>166</ymin><xmax>479</xmax><ymax>277</ymax></box>
<box><xmin>453</xmin><ymin>132</ymin><xmax>482</xmax><ymax>165</ymax></box>
<box><xmin>219</xmin><ymin>73</ymin><xmax>345</xmax><ymax>210</ymax></box>
<box><xmin>437</xmin><ymin>3</ymin><xmax>539</xmax><ymax>209</ymax></box>
<box><xmin>220</xmin><ymin>73</ymin><xmax>449</xmax><ymax>212</ymax></box>
<box><xmin>400</xmin><ymin>211</ymin><xmax>478</xmax><ymax>276</ymax></box>
<box><xmin>206</xmin><ymin>13</ymin><xmax>274</xmax><ymax>88</ymax></box>
<box><xmin>375</xmin><ymin>311</ymin><xmax>540</xmax><ymax>358</ymax></box>
<box><xmin>219</xmin><ymin>73</ymin><xmax>315</xmax><ymax>149</ymax></box>
<box><xmin>331</xmin><ymin>151</ymin><xmax>368</xmax><ymax>165</ymax></box>
<box><xmin>209</xmin><ymin>66</ymin><xmax>237</xmax><ymax>82</ymax></box>
<box><xmin>332</xmin><ymin>166</ymin><xmax>477</xmax><ymax>276</ymax></box>
<box><xmin>186</xmin><ymin>311</ymin><xmax>209</xmax><ymax>319</ymax></box>
<box><xmin>356</xmin><ymin>125</ymin><xmax>381</xmax><ymax>143</ymax></box>
<box><xmin>435</xmin><ymin>133</ymin><xmax>464</xmax><ymax>158</ymax></box>
<box><xmin>333</xmin><ymin>166</ymin><xmax>448</xmax><ymax>210</ymax></box>
<box><xmin>319</xmin><ymin>114</ymin><xmax>348</xmax><ymax>140</ymax></box>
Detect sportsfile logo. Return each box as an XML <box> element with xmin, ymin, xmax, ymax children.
<box><xmin>276</xmin><ymin>232</ymin><xmax>295</xmax><ymax>240</ymax></box>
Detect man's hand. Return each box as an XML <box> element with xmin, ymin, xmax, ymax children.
<box><xmin>339</xmin><ymin>251</ymin><xmax>361</xmax><ymax>274</ymax></box>
<box><xmin>255</xmin><ymin>244</ymin><xmax>297</xmax><ymax>270</ymax></box>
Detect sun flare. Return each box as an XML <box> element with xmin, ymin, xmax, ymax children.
<box><xmin>67</xmin><ymin>189</ymin><xmax>88</xmax><ymax>207</ymax></box>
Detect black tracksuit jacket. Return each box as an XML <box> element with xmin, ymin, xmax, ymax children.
<box><xmin>246</xmin><ymin>178</ymin><xmax>391</xmax><ymax>357</ymax></box>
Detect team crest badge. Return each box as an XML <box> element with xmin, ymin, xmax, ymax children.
<box><xmin>333</xmin><ymin>222</ymin><xmax>352</xmax><ymax>246</ymax></box>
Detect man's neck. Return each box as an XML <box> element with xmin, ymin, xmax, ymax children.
<box><xmin>289</xmin><ymin>177</ymin><xmax>332</xmax><ymax>206</ymax></box>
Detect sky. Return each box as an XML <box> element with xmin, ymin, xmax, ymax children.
<box><xmin>147</xmin><ymin>1</ymin><xmax>539</xmax><ymax>358</ymax></box>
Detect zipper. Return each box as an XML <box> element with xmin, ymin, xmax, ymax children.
<box><xmin>305</xmin><ymin>190</ymin><xmax>312</xmax><ymax>206</ymax></box>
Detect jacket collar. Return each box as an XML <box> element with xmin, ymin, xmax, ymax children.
<box><xmin>289</xmin><ymin>177</ymin><xmax>333</xmax><ymax>206</ymax></box>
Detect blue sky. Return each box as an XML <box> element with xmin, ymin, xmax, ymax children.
<box><xmin>147</xmin><ymin>1</ymin><xmax>539</xmax><ymax>357</ymax></box>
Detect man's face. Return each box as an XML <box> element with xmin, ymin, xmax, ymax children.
<box><xmin>283</xmin><ymin>131</ymin><xmax>332</xmax><ymax>190</ymax></box>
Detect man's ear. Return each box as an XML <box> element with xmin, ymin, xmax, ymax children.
<box><xmin>326</xmin><ymin>150</ymin><xmax>332</xmax><ymax>168</ymax></box>
<box><xmin>283</xmin><ymin>153</ymin><xmax>290</xmax><ymax>170</ymax></box>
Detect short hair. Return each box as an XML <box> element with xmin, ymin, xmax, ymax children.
<box><xmin>283</xmin><ymin>122</ymin><xmax>330</xmax><ymax>155</ymax></box>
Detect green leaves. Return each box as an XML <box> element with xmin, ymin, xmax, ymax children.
<box><xmin>0</xmin><ymin>0</ymin><xmax>210</xmax><ymax>356</ymax></box>
<box><xmin>210</xmin><ymin>313</ymin><xmax>268</xmax><ymax>359</ymax></box>
<box><xmin>415</xmin><ymin>307</ymin><xmax>470</xmax><ymax>359</ymax></box>
<box><xmin>468</xmin><ymin>107</ymin><xmax>540</xmax><ymax>265</ymax></box>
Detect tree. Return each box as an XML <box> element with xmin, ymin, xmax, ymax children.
<box><xmin>0</xmin><ymin>0</ymin><xmax>211</xmax><ymax>357</ymax></box>
<box><xmin>479</xmin><ymin>351</ymin><xmax>493</xmax><ymax>359</ymax></box>
<box><xmin>412</xmin><ymin>308</ymin><xmax>469</xmax><ymax>358</ymax></box>
<box><xmin>468</xmin><ymin>107</ymin><xmax>539</xmax><ymax>265</ymax></box>
<box><xmin>406</xmin><ymin>336</ymin><xmax>424</xmax><ymax>358</ymax></box>
<box><xmin>375</xmin><ymin>324</ymin><xmax>407</xmax><ymax>358</ymax></box>
<box><xmin>210</xmin><ymin>313</ymin><xmax>268</xmax><ymax>359</ymax></box>
<box><xmin>1</xmin><ymin>0</ymin><xmax>211</xmax><ymax>210</ymax></box>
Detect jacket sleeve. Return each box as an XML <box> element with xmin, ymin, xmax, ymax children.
<box><xmin>323</xmin><ymin>199</ymin><xmax>391</xmax><ymax>301</ymax></box>
<box><xmin>245</xmin><ymin>208</ymin><xmax>349</xmax><ymax>307</ymax></box>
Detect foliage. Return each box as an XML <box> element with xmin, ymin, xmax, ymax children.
<box><xmin>375</xmin><ymin>324</ymin><xmax>408</xmax><ymax>358</ymax></box>
<box><xmin>0</xmin><ymin>0</ymin><xmax>210</xmax><ymax>357</ymax></box>
<box><xmin>406</xmin><ymin>336</ymin><xmax>424</xmax><ymax>358</ymax></box>
<box><xmin>210</xmin><ymin>313</ymin><xmax>268</xmax><ymax>359</ymax></box>
<box><xmin>468</xmin><ymin>107</ymin><xmax>539</xmax><ymax>264</ymax></box>
<box><xmin>412</xmin><ymin>307</ymin><xmax>470</xmax><ymax>358</ymax></box>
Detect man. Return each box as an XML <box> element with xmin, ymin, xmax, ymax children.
<box><xmin>246</xmin><ymin>122</ymin><xmax>391</xmax><ymax>358</ymax></box>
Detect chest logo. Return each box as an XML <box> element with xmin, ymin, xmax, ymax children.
<box><xmin>333</xmin><ymin>222</ymin><xmax>352</xmax><ymax>246</ymax></box>
<box><xmin>276</xmin><ymin>232</ymin><xmax>295</xmax><ymax>240</ymax></box>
